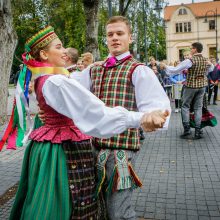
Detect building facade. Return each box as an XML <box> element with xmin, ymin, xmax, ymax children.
<box><xmin>164</xmin><ymin>1</ymin><xmax>220</xmax><ymax>63</ymax></box>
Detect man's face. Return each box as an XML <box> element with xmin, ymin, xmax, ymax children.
<box><xmin>150</xmin><ymin>58</ymin><xmax>156</xmax><ymax>65</ymax></box>
<box><xmin>190</xmin><ymin>46</ymin><xmax>197</xmax><ymax>55</ymax></box>
<box><xmin>106</xmin><ymin>21</ymin><xmax>132</xmax><ymax>56</ymax></box>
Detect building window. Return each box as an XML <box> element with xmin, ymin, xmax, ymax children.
<box><xmin>178</xmin><ymin>8</ymin><xmax>187</xmax><ymax>15</ymax></box>
<box><xmin>209</xmin><ymin>47</ymin><xmax>217</xmax><ymax>58</ymax></box>
<box><xmin>188</xmin><ymin>22</ymin><xmax>191</xmax><ymax>32</ymax></box>
<box><xmin>176</xmin><ymin>22</ymin><xmax>191</xmax><ymax>33</ymax></box>
<box><xmin>209</xmin><ymin>20</ymin><xmax>215</xmax><ymax>30</ymax></box>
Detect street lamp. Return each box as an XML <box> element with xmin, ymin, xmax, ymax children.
<box><xmin>203</xmin><ymin>8</ymin><xmax>218</xmax><ymax>62</ymax></box>
<box><xmin>107</xmin><ymin>0</ymin><xmax>112</xmax><ymax>17</ymax></box>
<box><xmin>153</xmin><ymin>0</ymin><xmax>163</xmax><ymax>60</ymax></box>
<box><xmin>143</xmin><ymin>0</ymin><xmax>148</xmax><ymax>63</ymax></box>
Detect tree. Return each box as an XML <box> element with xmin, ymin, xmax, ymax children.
<box><xmin>119</xmin><ymin>0</ymin><xmax>132</xmax><ymax>16</ymax></box>
<box><xmin>12</xmin><ymin>0</ymin><xmax>87</xmax><ymax>64</ymax></box>
<box><xmin>11</xmin><ymin>0</ymin><xmax>43</xmax><ymax>73</ymax></box>
<box><xmin>0</xmin><ymin>0</ymin><xmax>17</xmax><ymax>124</ymax></box>
<box><xmin>83</xmin><ymin>0</ymin><xmax>100</xmax><ymax>60</ymax></box>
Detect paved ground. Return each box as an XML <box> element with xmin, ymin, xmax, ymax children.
<box><xmin>133</xmin><ymin>104</ymin><xmax>220</xmax><ymax>220</ymax></box>
<box><xmin>1</xmin><ymin>88</ymin><xmax>220</xmax><ymax>219</ymax></box>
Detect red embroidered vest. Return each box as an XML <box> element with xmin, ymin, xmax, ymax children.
<box><xmin>91</xmin><ymin>56</ymin><xmax>144</xmax><ymax>150</ymax></box>
<box><xmin>30</xmin><ymin>75</ymin><xmax>90</xmax><ymax>143</ymax></box>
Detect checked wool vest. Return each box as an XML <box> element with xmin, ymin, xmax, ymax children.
<box><xmin>91</xmin><ymin>56</ymin><xmax>144</xmax><ymax>151</ymax></box>
<box><xmin>186</xmin><ymin>54</ymin><xmax>208</xmax><ymax>88</ymax></box>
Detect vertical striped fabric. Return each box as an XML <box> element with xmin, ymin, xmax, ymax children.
<box><xmin>62</xmin><ymin>141</ymin><xmax>98</xmax><ymax>219</ymax></box>
<box><xmin>187</xmin><ymin>55</ymin><xmax>208</xmax><ymax>88</ymax></box>
<box><xmin>10</xmin><ymin>141</ymin><xmax>72</xmax><ymax>220</ymax></box>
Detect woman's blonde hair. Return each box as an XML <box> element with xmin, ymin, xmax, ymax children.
<box><xmin>81</xmin><ymin>52</ymin><xmax>94</xmax><ymax>67</ymax></box>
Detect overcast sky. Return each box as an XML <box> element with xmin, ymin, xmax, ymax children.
<box><xmin>167</xmin><ymin>0</ymin><xmax>213</xmax><ymax>6</ymax></box>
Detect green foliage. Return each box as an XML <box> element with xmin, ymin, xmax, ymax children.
<box><xmin>11</xmin><ymin>0</ymin><xmax>86</xmax><ymax>72</ymax></box>
<box><xmin>98</xmin><ymin>7</ymin><xmax>109</xmax><ymax>59</ymax></box>
<box><xmin>12</xmin><ymin>0</ymin><xmax>43</xmax><ymax>71</ymax></box>
<box><xmin>11</xmin><ymin>0</ymin><xmax>167</xmax><ymax>66</ymax></box>
<box><xmin>43</xmin><ymin>0</ymin><xmax>86</xmax><ymax>52</ymax></box>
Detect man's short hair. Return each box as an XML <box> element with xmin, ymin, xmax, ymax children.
<box><xmin>191</xmin><ymin>42</ymin><xmax>203</xmax><ymax>53</ymax></box>
<box><xmin>66</xmin><ymin>48</ymin><xmax>79</xmax><ymax>64</ymax></box>
<box><xmin>106</xmin><ymin>16</ymin><xmax>132</xmax><ymax>34</ymax></box>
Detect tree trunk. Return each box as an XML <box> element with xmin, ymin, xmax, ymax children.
<box><xmin>83</xmin><ymin>0</ymin><xmax>100</xmax><ymax>60</ymax></box>
<box><xmin>0</xmin><ymin>0</ymin><xmax>17</xmax><ymax>124</ymax></box>
<box><xmin>119</xmin><ymin>0</ymin><xmax>132</xmax><ymax>16</ymax></box>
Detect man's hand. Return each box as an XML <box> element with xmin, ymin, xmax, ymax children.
<box><xmin>38</xmin><ymin>108</ymin><xmax>46</xmax><ymax>124</ymax></box>
<box><xmin>141</xmin><ymin>110</ymin><xmax>169</xmax><ymax>132</ymax></box>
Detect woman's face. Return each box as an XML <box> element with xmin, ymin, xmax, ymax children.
<box><xmin>41</xmin><ymin>38</ymin><xmax>67</xmax><ymax>67</ymax></box>
<box><xmin>77</xmin><ymin>60</ymin><xmax>85</xmax><ymax>71</ymax></box>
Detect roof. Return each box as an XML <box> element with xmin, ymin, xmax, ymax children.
<box><xmin>164</xmin><ymin>1</ymin><xmax>220</xmax><ymax>21</ymax></box>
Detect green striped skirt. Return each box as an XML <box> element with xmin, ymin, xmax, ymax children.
<box><xmin>9</xmin><ymin>141</ymin><xmax>72</xmax><ymax>220</ymax></box>
<box><xmin>9</xmin><ymin>115</ymin><xmax>105</xmax><ymax>219</ymax></box>
<box><xmin>9</xmin><ymin>138</ymin><xmax>100</xmax><ymax>220</ymax></box>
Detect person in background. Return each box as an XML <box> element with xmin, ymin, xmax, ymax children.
<box><xmin>14</xmin><ymin>64</ymin><xmax>23</xmax><ymax>87</ymax></box>
<box><xmin>81</xmin><ymin>52</ymin><xmax>94</xmax><ymax>68</ymax></box>
<box><xmin>64</xmin><ymin>48</ymin><xmax>90</xmax><ymax>87</ymax></box>
<box><xmin>65</xmin><ymin>47</ymin><xmax>79</xmax><ymax>73</ymax></box>
<box><xmin>207</xmin><ymin>58</ymin><xmax>220</xmax><ymax>105</ymax></box>
<box><xmin>169</xmin><ymin>61</ymin><xmax>186</xmax><ymax>113</ymax></box>
<box><xmin>161</xmin><ymin>42</ymin><xmax>212</xmax><ymax>139</ymax></box>
<box><xmin>183</xmin><ymin>50</ymin><xmax>191</xmax><ymax>60</ymax></box>
<box><xmin>148</xmin><ymin>56</ymin><xmax>159</xmax><ymax>70</ymax></box>
<box><xmin>163</xmin><ymin>62</ymin><xmax>173</xmax><ymax>100</ymax></box>
<box><xmin>152</xmin><ymin>65</ymin><xmax>164</xmax><ymax>87</ymax></box>
<box><xmin>76</xmin><ymin>57</ymin><xmax>85</xmax><ymax>71</ymax></box>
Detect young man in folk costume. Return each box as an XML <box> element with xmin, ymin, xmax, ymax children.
<box><xmin>7</xmin><ymin>26</ymin><xmax>169</xmax><ymax>220</ymax></box>
<box><xmin>73</xmin><ymin>16</ymin><xmax>171</xmax><ymax>220</ymax></box>
<box><xmin>162</xmin><ymin>42</ymin><xmax>213</xmax><ymax>139</ymax></box>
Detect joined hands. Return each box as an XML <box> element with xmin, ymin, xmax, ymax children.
<box><xmin>141</xmin><ymin>110</ymin><xmax>170</xmax><ymax>132</ymax></box>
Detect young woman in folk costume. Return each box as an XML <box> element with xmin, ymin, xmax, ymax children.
<box><xmin>9</xmin><ymin>26</ymin><xmax>168</xmax><ymax>220</ymax></box>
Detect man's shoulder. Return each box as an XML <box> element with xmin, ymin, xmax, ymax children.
<box><xmin>90</xmin><ymin>64</ymin><xmax>104</xmax><ymax>74</ymax></box>
<box><xmin>130</xmin><ymin>57</ymin><xmax>144</xmax><ymax>65</ymax></box>
<box><xmin>192</xmin><ymin>54</ymin><xmax>207</xmax><ymax>60</ymax></box>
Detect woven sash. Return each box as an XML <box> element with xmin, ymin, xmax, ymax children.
<box><xmin>95</xmin><ymin>149</ymin><xmax>142</xmax><ymax>197</ymax></box>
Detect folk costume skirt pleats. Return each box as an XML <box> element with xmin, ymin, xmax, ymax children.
<box><xmin>9</xmin><ymin>139</ymin><xmax>98</xmax><ymax>220</ymax></box>
<box><xmin>9</xmin><ymin>141</ymin><xmax>72</xmax><ymax>220</ymax></box>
